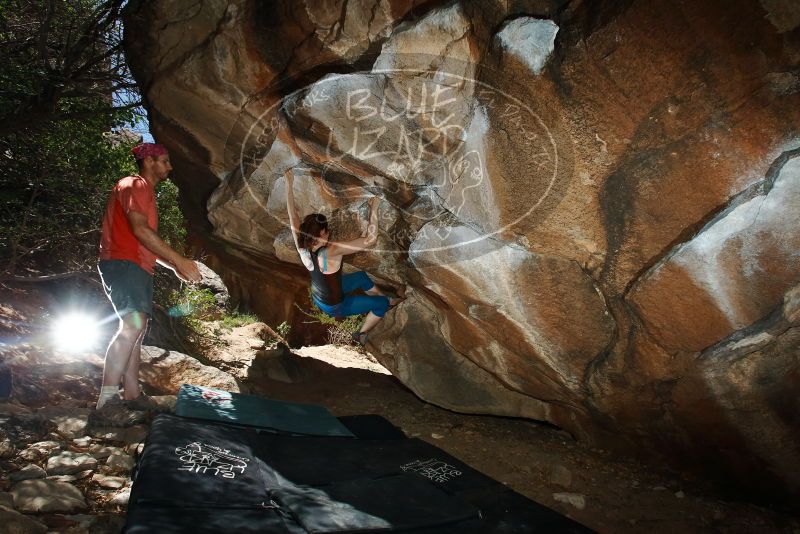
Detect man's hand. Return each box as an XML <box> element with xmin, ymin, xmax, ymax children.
<box><xmin>173</xmin><ymin>257</ymin><xmax>201</xmax><ymax>283</ymax></box>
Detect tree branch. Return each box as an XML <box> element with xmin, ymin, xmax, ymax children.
<box><xmin>0</xmin><ymin>101</ymin><xmax>141</xmax><ymax>137</ymax></box>
<box><xmin>0</xmin><ymin>270</ymin><xmax>100</xmax><ymax>285</ymax></box>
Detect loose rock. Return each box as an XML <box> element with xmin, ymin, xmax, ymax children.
<box><xmin>553</xmin><ymin>492</ymin><xmax>586</xmax><ymax>510</ymax></box>
<box><xmin>90</xmin><ymin>425</ymin><xmax>148</xmax><ymax>444</ymax></box>
<box><xmin>46</xmin><ymin>475</ymin><xmax>77</xmax><ymax>483</ymax></box>
<box><xmin>109</xmin><ymin>487</ymin><xmax>131</xmax><ymax>506</ymax></box>
<box><xmin>10</xmin><ymin>464</ymin><xmax>46</xmax><ymax>483</ymax></box>
<box><xmin>72</xmin><ymin>436</ymin><xmax>92</xmax><ymax>447</ymax></box>
<box><xmin>91</xmin><ymin>474</ymin><xmax>127</xmax><ymax>489</ymax></box>
<box><xmin>89</xmin><ymin>444</ymin><xmax>121</xmax><ymax>460</ymax></box>
<box><xmin>126</xmin><ymin>442</ymin><xmax>144</xmax><ymax>456</ymax></box>
<box><xmin>11</xmin><ymin>479</ymin><xmax>87</xmax><ymax>513</ymax></box>
<box><xmin>20</xmin><ymin>441</ymin><xmax>62</xmax><ymax>462</ymax></box>
<box><xmin>140</xmin><ymin>345</ymin><xmax>239</xmax><ymax>394</ymax></box>
<box><xmin>105</xmin><ymin>451</ymin><xmax>135</xmax><ymax>474</ymax></box>
<box><xmin>76</xmin><ymin>469</ymin><xmax>94</xmax><ymax>480</ymax></box>
<box><xmin>46</xmin><ymin>451</ymin><xmax>97</xmax><ymax>475</ymax></box>
<box><xmin>0</xmin><ymin>438</ymin><xmax>15</xmax><ymax>458</ymax></box>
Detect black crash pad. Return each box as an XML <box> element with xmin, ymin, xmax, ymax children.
<box><xmin>254</xmin><ymin>433</ymin><xmax>592</xmax><ymax>533</ymax></box>
<box><xmin>128</xmin><ymin>415</ymin><xmax>480</xmax><ymax>533</ymax></box>
<box><xmin>272</xmin><ymin>474</ymin><xmax>479</xmax><ymax>533</ymax></box>
<box><xmin>336</xmin><ymin>414</ymin><xmax>406</xmax><ymax>440</ymax></box>
<box><xmin>255</xmin><ymin>433</ymin><xmax>497</xmax><ymax>493</ymax></box>
<box><xmin>129</xmin><ymin>414</ymin><xmax>275</xmax><ymax>508</ymax></box>
<box><xmin>127</xmin><ymin>414</ymin><xmax>592</xmax><ymax>533</ymax></box>
<box><xmin>124</xmin><ymin>505</ymin><xmax>304</xmax><ymax>534</ymax></box>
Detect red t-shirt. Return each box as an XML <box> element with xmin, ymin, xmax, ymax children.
<box><xmin>99</xmin><ymin>175</ymin><xmax>159</xmax><ymax>274</ymax></box>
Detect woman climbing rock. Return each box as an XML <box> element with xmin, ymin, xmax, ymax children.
<box><xmin>284</xmin><ymin>168</ymin><xmax>400</xmax><ymax>345</ymax></box>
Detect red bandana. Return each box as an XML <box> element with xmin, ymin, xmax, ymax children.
<box><xmin>131</xmin><ymin>143</ymin><xmax>168</xmax><ymax>160</ymax></box>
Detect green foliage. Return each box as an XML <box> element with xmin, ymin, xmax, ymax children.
<box><xmin>326</xmin><ymin>315</ymin><xmax>363</xmax><ymax>346</ymax></box>
<box><xmin>331</xmin><ymin>315</ymin><xmax>364</xmax><ymax>335</ymax></box>
<box><xmin>0</xmin><ymin>1</ymin><xmax>160</xmax><ymax>275</ymax></box>
<box><xmin>168</xmin><ymin>286</ymin><xmax>261</xmax><ymax>331</ymax></box>
<box><xmin>304</xmin><ymin>290</ymin><xmax>363</xmax><ymax>332</ymax></box>
<box><xmin>0</xmin><ymin>1</ymin><xmax>136</xmax><ymax>136</ymax></box>
<box><xmin>277</xmin><ymin>321</ymin><xmax>291</xmax><ymax>340</ymax></box>
<box><xmin>298</xmin><ymin>290</ymin><xmax>365</xmax><ymax>346</ymax></box>
<box><xmin>162</xmin><ymin>285</ymin><xmax>222</xmax><ymax>350</ymax></box>
<box><xmin>304</xmin><ymin>303</ymin><xmax>341</xmax><ymax>326</ymax></box>
<box><xmin>220</xmin><ymin>313</ymin><xmax>260</xmax><ymax>329</ymax></box>
<box><xmin>156</xmin><ymin>180</ymin><xmax>187</xmax><ymax>254</ymax></box>
<box><xmin>150</xmin><ymin>180</ymin><xmax>189</xmax><ymax>317</ymax></box>
<box><xmin>169</xmin><ymin>286</ymin><xmax>218</xmax><ymax>322</ymax></box>
<box><xmin>164</xmin><ymin>285</ymin><xmax>265</xmax><ymax>351</ymax></box>
<box><xmin>0</xmin><ymin>114</ymin><xmax>139</xmax><ymax>273</ymax></box>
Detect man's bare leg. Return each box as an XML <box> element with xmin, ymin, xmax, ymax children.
<box><xmin>98</xmin><ymin>312</ymin><xmax>147</xmax><ymax>408</ymax></box>
<box><xmin>121</xmin><ymin>319</ymin><xmax>147</xmax><ymax>400</ymax></box>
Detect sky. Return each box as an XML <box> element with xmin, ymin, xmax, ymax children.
<box><xmin>113</xmin><ymin>88</ymin><xmax>154</xmax><ymax>142</ymax></box>
<box><xmin>131</xmin><ymin>114</ymin><xmax>154</xmax><ymax>143</ymax></box>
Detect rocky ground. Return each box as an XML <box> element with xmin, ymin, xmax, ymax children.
<box><xmin>1</xmin><ymin>284</ymin><xmax>799</xmax><ymax>533</ymax></box>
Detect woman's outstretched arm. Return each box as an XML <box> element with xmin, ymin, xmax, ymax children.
<box><xmin>327</xmin><ymin>196</ymin><xmax>380</xmax><ymax>257</ymax></box>
<box><xmin>284</xmin><ymin>169</ymin><xmax>302</xmax><ymax>251</ymax></box>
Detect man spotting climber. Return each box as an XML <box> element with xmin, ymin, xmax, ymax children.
<box><xmin>95</xmin><ymin>143</ymin><xmax>201</xmax><ymax>419</ymax></box>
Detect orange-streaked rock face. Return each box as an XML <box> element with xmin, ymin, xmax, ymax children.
<box><xmin>124</xmin><ymin>0</ymin><xmax>800</xmax><ymax>507</ymax></box>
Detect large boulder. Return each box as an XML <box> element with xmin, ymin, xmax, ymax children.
<box><xmin>124</xmin><ymin>0</ymin><xmax>800</xmax><ymax>506</ymax></box>
<box><xmin>139</xmin><ymin>346</ymin><xmax>240</xmax><ymax>394</ymax></box>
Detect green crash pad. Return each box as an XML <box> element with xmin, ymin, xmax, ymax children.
<box><xmin>175</xmin><ymin>384</ymin><xmax>355</xmax><ymax>438</ymax></box>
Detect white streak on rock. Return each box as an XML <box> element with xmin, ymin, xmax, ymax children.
<box><xmin>495</xmin><ymin>18</ymin><xmax>559</xmax><ymax>75</ymax></box>
<box><xmin>673</xmin><ymin>198</ymin><xmax>764</xmax><ymax>327</ymax></box>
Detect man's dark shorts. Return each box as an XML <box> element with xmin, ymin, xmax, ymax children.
<box><xmin>98</xmin><ymin>259</ymin><xmax>153</xmax><ymax>318</ymax></box>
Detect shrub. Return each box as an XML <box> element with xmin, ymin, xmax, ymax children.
<box><xmin>296</xmin><ymin>291</ymin><xmax>365</xmax><ymax>347</ymax></box>
<box><xmin>168</xmin><ymin>286</ymin><xmax>218</xmax><ymax>322</ymax></box>
<box><xmin>277</xmin><ymin>321</ymin><xmax>291</xmax><ymax>340</ymax></box>
<box><xmin>326</xmin><ymin>315</ymin><xmax>363</xmax><ymax>346</ymax></box>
